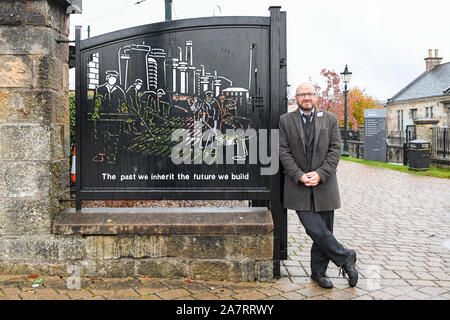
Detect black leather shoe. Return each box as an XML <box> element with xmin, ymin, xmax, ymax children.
<box><xmin>340</xmin><ymin>249</ymin><xmax>359</xmax><ymax>287</ymax></box>
<box><xmin>310</xmin><ymin>273</ymin><xmax>333</xmax><ymax>289</ymax></box>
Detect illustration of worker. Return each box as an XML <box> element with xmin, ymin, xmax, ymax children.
<box><xmin>139</xmin><ymin>90</ymin><xmax>157</xmax><ymax>122</ymax></box>
<box><xmin>125</xmin><ymin>79</ymin><xmax>143</xmax><ymax>133</ymax></box>
<box><xmin>156</xmin><ymin>89</ymin><xmax>171</xmax><ymax>117</ymax></box>
<box><xmin>91</xmin><ymin>70</ymin><xmax>126</xmax><ymax>164</ymax></box>
<box><xmin>126</xmin><ymin>79</ymin><xmax>143</xmax><ymax>114</ymax></box>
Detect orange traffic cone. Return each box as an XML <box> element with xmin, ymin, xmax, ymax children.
<box><xmin>71</xmin><ymin>146</ymin><xmax>76</xmax><ymax>183</ymax></box>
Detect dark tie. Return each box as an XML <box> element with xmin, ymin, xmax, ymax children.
<box><xmin>302</xmin><ymin>113</ymin><xmax>312</xmax><ymax>131</ymax></box>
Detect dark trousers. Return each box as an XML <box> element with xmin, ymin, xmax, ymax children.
<box><xmin>296</xmin><ymin>195</ymin><xmax>349</xmax><ymax>276</ymax></box>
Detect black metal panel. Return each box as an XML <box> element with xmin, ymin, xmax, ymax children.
<box><xmin>75</xmin><ymin>8</ymin><xmax>287</xmax><ymax>280</ymax></box>
<box><xmin>80</xmin><ymin>17</ymin><xmax>270</xmax><ymax>51</ymax></box>
<box><xmin>75</xmin><ymin>13</ymin><xmax>287</xmax><ymax>203</ymax></box>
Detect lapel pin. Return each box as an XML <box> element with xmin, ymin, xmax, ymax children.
<box><xmin>317</xmin><ymin>112</ymin><xmax>323</xmax><ymax>117</ymax></box>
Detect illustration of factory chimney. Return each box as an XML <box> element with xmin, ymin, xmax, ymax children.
<box><xmin>146</xmin><ymin>52</ymin><xmax>157</xmax><ymax>91</ymax></box>
<box><xmin>195</xmin><ymin>68</ymin><xmax>202</xmax><ymax>95</ymax></box>
<box><xmin>186</xmin><ymin>41</ymin><xmax>196</xmax><ymax>95</ymax></box>
<box><xmin>150</xmin><ymin>48</ymin><xmax>167</xmax><ymax>89</ymax></box>
<box><xmin>118</xmin><ymin>44</ymin><xmax>153</xmax><ymax>90</ymax></box>
<box><xmin>185</xmin><ymin>40</ymin><xmax>193</xmax><ymax>66</ymax></box>
<box><xmin>213</xmin><ymin>70</ymin><xmax>222</xmax><ymax>97</ymax></box>
<box><xmin>166</xmin><ymin>44</ymin><xmax>179</xmax><ymax>92</ymax></box>
<box><xmin>177</xmin><ymin>47</ymin><xmax>188</xmax><ymax>94</ymax></box>
<box><xmin>248</xmin><ymin>44</ymin><xmax>254</xmax><ymax>90</ymax></box>
<box><xmin>200</xmin><ymin>64</ymin><xmax>209</xmax><ymax>95</ymax></box>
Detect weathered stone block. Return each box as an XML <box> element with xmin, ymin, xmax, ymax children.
<box><xmin>0</xmin><ymin>199</ymin><xmax>52</xmax><ymax>235</ymax></box>
<box><xmin>47</xmin><ymin>0</ymin><xmax>70</xmax><ymax>35</ymax></box>
<box><xmin>24</xmin><ymin>1</ymin><xmax>48</xmax><ymax>27</ymax></box>
<box><xmin>0</xmin><ymin>261</ymin><xmax>68</xmax><ymax>276</ymax></box>
<box><xmin>56</xmin><ymin>236</ymin><xmax>85</xmax><ymax>260</ymax></box>
<box><xmin>52</xmin><ymin>92</ymin><xmax>70</xmax><ymax>124</ymax></box>
<box><xmin>0</xmin><ymin>26</ymin><xmax>55</xmax><ymax>55</ymax></box>
<box><xmin>225</xmin><ymin>235</ymin><xmax>273</xmax><ymax>260</ymax></box>
<box><xmin>191</xmin><ymin>260</ymin><xmax>255</xmax><ymax>282</ymax></box>
<box><xmin>36</xmin><ymin>55</ymin><xmax>64</xmax><ymax>91</ymax></box>
<box><xmin>0</xmin><ymin>89</ymin><xmax>54</xmax><ymax>123</ymax></box>
<box><xmin>167</xmin><ymin>235</ymin><xmax>226</xmax><ymax>259</ymax></box>
<box><xmin>85</xmin><ymin>236</ymin><xmax>167</xmax><ymax>260</ymax></box>
<box><xmin>53</xmin><ymin>207</ymin><xmax>274</xmax><ymax>236</ymax></box>
<box><xmin>83</xmin><ymin>259</ymin><xmax>136</xmax><ymax>278</ymax></box>
<box><xmin>0</xmin><ymin>160</ymin><xmax>51</xmax><ymax>198</ymax></box>
<box><xmin>0</xmin><ymin>235</ymin><xmax>84</xmax><ymax>261</ymax></box>
<box><xmin>255</xmin><ymin>260</ymin><xmax>274</xmax><ymax>282</ymax></box>
<box><xmin>50</xmin><ymin>158</ymin><xmax>69</xmax><ymax>196</ymax></box>
<box><xmin>166</xmin><ymin>234</ymin><xmax>273</xmax><ymax>260</ymax></box>
<box><xmin>136</xmin><ymin>258</ymin><xmax>189</xmax><ymax>279</ymax></box>
<box><xmin>0</xmin><ymin>124</ymin><xmax>50</xmax><ymax>160</ymax></box>
<box><xmin>0</xmin><ymin>1</ymin><xmax>26</xmax><ymax>26</ymax></box>
<box><xmin>0</xmin><ymin>55</ymin><xmax>33</xmax><ymax>88</ymax></box>
<box><xmin>49</xmin><ymin>125</ymin><xmax>67</xmax><ymax>161</ymax></box>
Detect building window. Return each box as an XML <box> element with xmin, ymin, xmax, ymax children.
<box><xmin>426</xmin><ymin>106</ymin><xmax>433</xmax><ymax>119</ymax></box>
<box><xmin>397</xmin><ymin>110</ymin><xmax>403</xmax><ymax>131</ymax></box>
<box><xmin>410</xmin><ymin>108</ymin><xmax>417</xmax><ymax>120</ymax></box>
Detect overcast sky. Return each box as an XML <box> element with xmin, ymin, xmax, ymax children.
<box><xmin>69</xmin><ymin>0</ymin><xmax>450</xmax><ymax>101</ymax></box>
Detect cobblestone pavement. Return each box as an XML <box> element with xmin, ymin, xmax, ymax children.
<box><xmin>1</xmin><ymin>161</ymin><xmax>449</xmax><ymax>300</ymax></box>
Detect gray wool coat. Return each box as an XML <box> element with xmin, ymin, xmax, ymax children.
<box><xmin>279</xmin><ymin>108</ymin><xmax>342</xmax><ymax>212</ymax></box>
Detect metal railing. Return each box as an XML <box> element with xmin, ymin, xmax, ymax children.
<box><xmin>386</xmin><ymin>131</ymin><xmax>405</xmax><ymax>145</ymax></box>
<box><xmin>339</xmin><ymin>128</ymin><xmax>361</xmax><ymax>141</ymax></box>
<box><xmin>431</xmin><ymin>127</ymin><xmax>449</xmax><ymax>158</ymax></box>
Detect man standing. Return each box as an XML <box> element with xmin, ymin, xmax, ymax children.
<box><xmin>279</xmin><ymin>82</ymin><xmax>358</xmax><ymax>288</ymax></box>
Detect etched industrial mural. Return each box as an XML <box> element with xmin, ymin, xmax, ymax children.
<box><xmin>87</xmin><ymin>40</ymin><xmax>259</xmax><ymax>164</ymax></box>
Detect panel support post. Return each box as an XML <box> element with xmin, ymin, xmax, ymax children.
<box><xmin>268</xmin><ymin>6</ymin><xmax>288</xmax><ymax>278</ymax></box>
<box><xmin>75</xmin><ymin>25</ymin><xmax>82</xmax><ymax>211</ymax></box>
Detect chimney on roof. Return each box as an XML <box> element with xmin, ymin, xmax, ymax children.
<box><xmin>425</xmin><ymin>49</ymin><xmax>443</xmax><ymax>71</ymax></box>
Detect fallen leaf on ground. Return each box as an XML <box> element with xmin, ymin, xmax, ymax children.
<box><xmin>26</xmin><ymin>275</ymin><xmax>39</xmax><ymax>279</ymax></box>
<box><xmin>184</xmin><ymin>278</ymin><xmax>195</xmax><ymax>283</ymax></box>
<box><xmin>32</xmin><ymin>278</ymin><xmax>44</xmax><ymax>285</ymax></box>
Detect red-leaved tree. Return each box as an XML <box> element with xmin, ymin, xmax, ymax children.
<box><xmin>313</xmin><ymin>69</ymin><xmax>357</xmax><ymax>129</ymax></box>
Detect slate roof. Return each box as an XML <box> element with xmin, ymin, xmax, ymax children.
<box><xmin>389</xmin><ymin>62</ymin><xmax>450</xmax><ymax>102</ymax></box>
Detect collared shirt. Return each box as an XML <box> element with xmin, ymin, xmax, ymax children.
<box><xmin>299</xmin><ymin>108</ymin><xmax>315</xmax><ymax>124</ymax></box>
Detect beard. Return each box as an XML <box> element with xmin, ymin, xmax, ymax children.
<box><xmin>298</xmin><ymin>102</ymin><xmax>316</xmax><ymax>112</ymax></box>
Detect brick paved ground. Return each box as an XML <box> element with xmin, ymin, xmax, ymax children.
<box><xmin>1</xmin><ymin>161</ymin><xmax>449</xmax><ymax>300</ymax></box>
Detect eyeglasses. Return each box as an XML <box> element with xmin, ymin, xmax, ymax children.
<box><xmin>296</xmin><ymin>93</ymin><xmax>316</xmax><ymax>98</ymax></box>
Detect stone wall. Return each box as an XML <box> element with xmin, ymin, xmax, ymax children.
<box><xmin>348</xmin><ymin>141</ymin><xmax>450</xmax><ymax>168</ymax></box>
<box><xmin>0</xmin><ymin>208</ymin><xmax>274</xmax><ymax>282</ymax></box>
<box><xmin>0</xmin><ymin>1</ymin><xmax>70</xmax><ymax>240</ymax></box>
<box><xmin>348</xmin><ymin>141</ymin><xmax>404</xmax><ymax>163</ymax></box>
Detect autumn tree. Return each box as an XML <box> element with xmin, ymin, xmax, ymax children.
<box><xmin>313</xmin><ymin>69</ymin><xmax>381</xmax><ymax>129</ymax></box>
<box><xmin>348</xmin><ymin>88</ymin><xmax>378</xmax><ymax>127</ymax></box>
<box><xmin>313</xmin><ymin>69</ymin><xmax>357</xmax><ymax>129</ymax></box>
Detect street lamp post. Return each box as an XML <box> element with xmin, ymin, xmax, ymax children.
<box><xmin>340</xmin><ymin>65</ymin><xmax>352</xmax><ymax>157</ymax></box>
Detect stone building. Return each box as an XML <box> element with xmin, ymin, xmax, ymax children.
<box><xmin>386</xmin><ymin>49</ymin><xmax>450</xmax><ymax>131</ymax></box>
